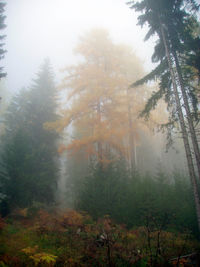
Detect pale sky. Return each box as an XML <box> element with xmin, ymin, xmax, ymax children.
<box><xmin>3</xmin><ymin>0</ymin><xmax>156</xmax><ymax>93</ymax></box>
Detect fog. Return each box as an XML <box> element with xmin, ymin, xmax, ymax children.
<box><xmin>4</xmin><ymin>0</ymin><xmax>155</xmax><ymax>93</ymax></box>
<box><xmin>1</xmin><ymin>1</ymin><xmax>200</xmax><ymax>264</ymax></box>
<box><xmin>2</xmin><ymin>0</ymin><xmax>188</xmax><ymax>203</ymax></box>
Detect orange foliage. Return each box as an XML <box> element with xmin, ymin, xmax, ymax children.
<box><xmin>0</xmin><ymin>209</ymin><xmax>199</xmax><ymax>266</ymax></box>
<box><xmin>61</xmin><ymin>210</ymin><xmax>83</xmax><ymax>227</ymax></box>
<box><xmin>47</xmin><ymin>29</ymin><xmax>168</xmax><ymax>166</ymax></box>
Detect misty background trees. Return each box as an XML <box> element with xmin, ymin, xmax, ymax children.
<box><xmin>0</xmin><ymin>60</ymin><xmax>59</xmax><ymax>214</ymax></box>
<box><xmin>0</xmin><ymin>0</ymin><xmax>199</xmax><ymax>248</ymax></box>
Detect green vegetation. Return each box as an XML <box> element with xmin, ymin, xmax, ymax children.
<box><xmin>68</xmin><ymin>161</ymin><xmax>198</xmax><ymax>236</ymax></box>
<box><xmin>0</xmin><ymin>209</ymin><xmax>199</xmax><ymax>266</ymax></box>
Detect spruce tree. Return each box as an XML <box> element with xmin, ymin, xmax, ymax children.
<box><xmin>128</xmin><ymin>0</ymin><xmax>200</xmax><ymax>232</ymax></box>
<box><xmin>0</xmin><ymin>60</ymin><xmax>59</xmax><ymax>212</ymax></box>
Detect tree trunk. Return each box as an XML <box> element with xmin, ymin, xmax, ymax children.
<box><xmin>127</xmin><ymin>88</ymin><xmax>136</xmax><ymax>172</ymax></box>
<box><xmin>97</xmin><ymin>101</ymin><xmax>103</xmax><ymax>163</ymax></box>
<box><xmin>172</xmin><ymin>50</ymin><xmax>200</xmax><ymax>180</ymax></box>
<box><xmin>160</xmin><ymin>23</ymin><xmax>200</xmax><ymax>232</ymax></box>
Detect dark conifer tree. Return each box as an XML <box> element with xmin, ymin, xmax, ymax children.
<box><xmin>128</xmin><ymin>0</ymin><xmax>200</xmax><ymax>232</ymax></box>
<box><xmin>0</xmin><ymin>60</ymin><xmax>59</xmax><ymax>213</ymax></box>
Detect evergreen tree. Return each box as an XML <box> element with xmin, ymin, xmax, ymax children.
<box><xmin>0</xmin><ymin>60</ymin><xmax>59</xmax><ymax>213</ymax></box>
<box><xmin>76</xmin><ymin>159</ymin><xmax>129</xmax><ymax>220</ymax></box>
<box><xmin>128</xmin><ymin>0</ymin><xmax>200</xmax><ymax>232</ymax></box>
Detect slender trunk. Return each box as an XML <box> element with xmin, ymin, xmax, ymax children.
<box><xmin>107</xmin><ymin>240</ymin><xmax>112</xmax><ymax>267</ymax></box>
<box><xmin>127</xmin><ymin>88</ymin><xmax>135</xmax><ymax>172</ymax></box>
<box><xmin>160</xmin><ymin>23</ymin><xmax>200</xmax><ymax>232</ymax></box>
<box><xmin>134</xmin><ymin>135</ymin><xmax>137</xmax><ymax>167</ymax></box>
<box><xmin>173</xmin><ymin>51</ymin><xmax>200</xmax><ymax>179</ymax></box>
<box><xmin>97</xmin><ymin>101</ymin><xmax>103</xmax><ymax>163</ymax></box>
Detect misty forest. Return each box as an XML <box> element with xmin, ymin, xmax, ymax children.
<box><xmin>0</xmin><ymin>0</ymin><xmax>200</xmax><ymax>266</ymax></box>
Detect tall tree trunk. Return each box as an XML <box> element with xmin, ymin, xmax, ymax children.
<box><xmin>127</xmin><ymin>88</ymin><xmax>136</xmax><ymax>172</ymax></box>
<box><xmin>160</xmin><ymin>23</ymin><xmax>200</xmax><ymax>232</ymax></box>
<box><xmin>172</xmin><ymin>50</ymin><xmax>200</xmax><ymax>179</ymax></box>
<box><xmin>97</xmin><ymin>101</ymin><xmax>103</xmax><ymax>163</ymax></box>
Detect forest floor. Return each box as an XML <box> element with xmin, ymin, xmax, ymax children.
<box><xmin>0</xmin><ymin>208</ymin><xmax>200</xmax><ymax>267</ymax></box>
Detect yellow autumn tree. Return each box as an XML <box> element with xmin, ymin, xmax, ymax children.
<box><xmin>47</xmin><ymin>28</ymin><xmax>165</xmax><ymax>169</ymax></box>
